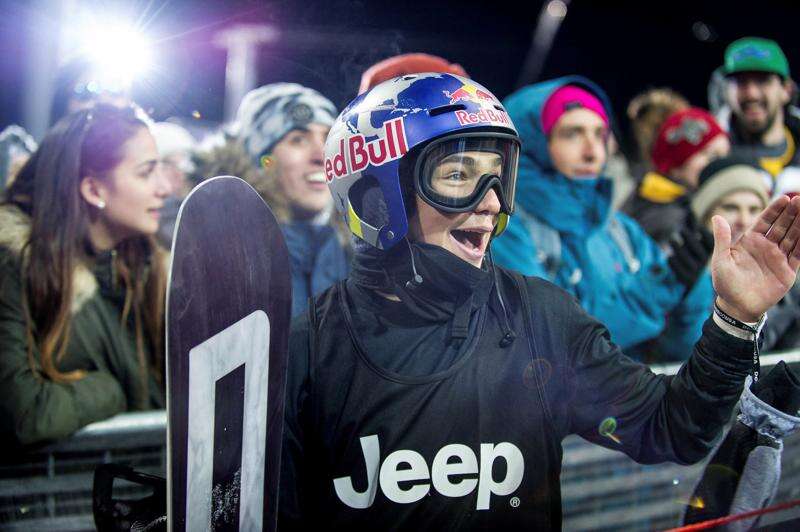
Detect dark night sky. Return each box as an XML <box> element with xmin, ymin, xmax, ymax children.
<box><xmin>2</xmin><ymin>0</ymin><xmax>799</xmax><ymax>154</ymax></box>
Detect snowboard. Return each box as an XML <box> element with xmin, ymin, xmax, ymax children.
<box><xmin>166</xmin><ymin>176</ymin><xmax>291</xmax><ymax>531</ymax></box>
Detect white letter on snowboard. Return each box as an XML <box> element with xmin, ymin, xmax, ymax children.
<box><xmin>185</xmin><ymin>310</ymin><xmax>270</xmax><ymax>530</ymax></box>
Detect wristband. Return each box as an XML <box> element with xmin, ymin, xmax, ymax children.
<box><xmin>713</xmin><ymin>302</ymin><xmax>765</xmax><ymax>382</ymax></box>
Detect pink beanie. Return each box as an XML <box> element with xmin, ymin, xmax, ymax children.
<box><xmin>541</xmin><ymin>85</ymin><xmax>609</xmax><ymax>135</ymax></box>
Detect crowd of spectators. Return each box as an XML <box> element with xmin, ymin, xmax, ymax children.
<box><xmin>1</xmin><ymin>36</ymin><xmax>799</xmax><ymax>448</ymax></box>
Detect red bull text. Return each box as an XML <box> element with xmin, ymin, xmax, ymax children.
<box><xmin>325</xmin><ymin>118</ymin><xmax>408</xmax><ymax>181</ymax></box>
<box><xmin>454</xmin><ymin>108</ymin><xmax>511</xmax><ymax>127</ymax></box>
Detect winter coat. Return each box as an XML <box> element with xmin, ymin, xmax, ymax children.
<box><xmin>283</xmin><ymin>219</ymin><xmax>350</xmax><ymax>317</ymax></box>
<box><xmin>493</xmin><ymin>76</ymin><xmax>712</xmax><ymax>361</ymax></box>
<box><xmin>0</xmin><ymin>204</ymin><xmax>165</xmax><ymax>448</ymax></box>
<box><xmin>279</xmin><ymin>246</ymin><xmax>759</xmax><ymax>530</ymax></box>
<box><xmin>622</xmin><ymin>172</ymin><xmax>690</xmax><ymax>246</ymax></box>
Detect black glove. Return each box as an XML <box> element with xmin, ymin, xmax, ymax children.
<box><xmin>667</xmin><ymin>214</ymin><xmax>714</xmax><ymax>290</ymax></box>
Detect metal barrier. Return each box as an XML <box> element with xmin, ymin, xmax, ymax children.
<box><xmin>0</xmin><ymin>412</ymin><xmax>166</xmax><ymax>531</ymax></box>
<box><xmin>2</xmin><ymin>353</ymin><xmax>800</xmax><ymax>531</ymax></box>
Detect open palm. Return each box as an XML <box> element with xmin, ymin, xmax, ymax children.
<box><xmin>712</xmin><ymin>195</ymin><xmax>800</xmax><ymax>322</ymax></box>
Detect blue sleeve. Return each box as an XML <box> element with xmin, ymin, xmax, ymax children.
<box><xmin>491</xmin><ymin>217</ymin><xmax>548</xmax><ymax>278</ymax></box>
<box><xmin>604</xmin><ymin>213</ymin><xmax>710</xmax><ymax>354</ymax></box>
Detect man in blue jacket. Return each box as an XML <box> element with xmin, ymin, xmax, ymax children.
<box><xmin>493</xmin><ymin>77</ymin><xmax>712</xmax><ymax>361</ymax></box>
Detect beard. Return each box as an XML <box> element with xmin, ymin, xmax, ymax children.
<box><xmin>737</xmin><ymin>99</ymin><xmax>781</xmax><ymax>140</ymax></box>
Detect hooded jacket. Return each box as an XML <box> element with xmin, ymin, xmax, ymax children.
<box><xmin>492</xmin><ymin>76</ymin><xmax>713</xmax><ymax>361</ymax></box>
<box><xmin>0</xmin><ymin>204</ymin><xmax>165</xmax><ymax>448</ymax></box>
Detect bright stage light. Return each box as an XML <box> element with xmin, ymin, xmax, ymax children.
<box><xmin>76</xmin><ymin>23</ymin><xmax>152</xmax><ymax>86</ymax></box>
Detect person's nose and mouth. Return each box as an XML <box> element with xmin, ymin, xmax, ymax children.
<box><xmin>449</xmin><ymin>188</ymin><xmax>501</xmax><ymax>263</ymax></box>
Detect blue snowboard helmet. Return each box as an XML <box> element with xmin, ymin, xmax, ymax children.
<box><xmin>325</xmin><ymin>73</ymin><xmax>520</xmax><ymax>250</ymax></box>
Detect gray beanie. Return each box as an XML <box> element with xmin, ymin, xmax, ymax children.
<box><xmin>691</xmin><ymin>157</ymin><xmax>771</xmax><ymax>223</ymax></box>
<box><xmin>234</xmin><ymin>83</ymin><xmax>337</xmax><ymax>165</ymax></box>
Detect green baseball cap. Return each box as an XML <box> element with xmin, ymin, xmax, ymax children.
<box><xmin>724</xmin><ymin>37</ymin><xmax>790</xmax><ymax>78</ymax></box>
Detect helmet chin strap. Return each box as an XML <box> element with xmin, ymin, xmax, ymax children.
<box><xmin>404</xmin><ymin>237</ymin><xmax>424</xmax><ymax>290</ymax></box>
<box><xmin>486</xmin><ymin>247</ymin><xmax>517</xmax><ymax>348</ymax></box>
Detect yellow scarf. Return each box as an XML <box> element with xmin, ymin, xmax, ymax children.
<box><xmin>638</xmin><ymin>172</ymin><xmax>687</xmax><ymax>204</ymax></box>
<box><xmin>759</xmin><ymin>126</ymin><xmax>796</xmax><ymax>177</ymax></box>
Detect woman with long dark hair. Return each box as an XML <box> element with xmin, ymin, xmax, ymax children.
<box><xmin>0</xmin><ymin>104</ymin><xmax>169</xmax><ymax>447</ymax></box>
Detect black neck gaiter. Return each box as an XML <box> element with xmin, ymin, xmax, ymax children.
<box><xmin>349</xmin><ymin>241</ymin><xmax>494</xmax><ymax>341</ymax></box>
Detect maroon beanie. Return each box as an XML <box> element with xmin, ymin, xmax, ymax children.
<box><xmin>651</xmin><ymin>108</ymin><xmax>726</xmax><ymax>175</ymax></box>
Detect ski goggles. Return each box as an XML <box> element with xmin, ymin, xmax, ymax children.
<box><xmin>413</xmin><ymin>133</ymin><xmax>520</xmax><ymax>214</ymax></box>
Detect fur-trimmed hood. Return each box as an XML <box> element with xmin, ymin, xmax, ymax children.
<box><xmin>0</xmin><ymin>203</ymin><xmax>98</xmax><ymax>314</ymax></box>
<box><xmin>190</xmin><ymin>135</ymin><xmax>352</xmax><ymax>248</ymax></box>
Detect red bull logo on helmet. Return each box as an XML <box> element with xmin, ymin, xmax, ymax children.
<box><xmin>454</xmin><ymin>108</ymin><xmax>511</xmax><ymax>127</ymax></box>
<box><xmin>325</xmin><ymin>117</ymin><xmax>409</xmax><ymax>181</ymax></box>
<box><xmin>444</xmin><ymin>83</ymin><xmax>499</xmax><ymax>106</ymax></box>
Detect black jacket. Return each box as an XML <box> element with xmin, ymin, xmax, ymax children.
<box><xmin>621</xmin><ymin>175</ymin><xmax>691</xmax><ymax>247</ymax></box>
<box><xmin>279</xmin><ymin>265</ymin><xmax>755</xmax><ymax>531</ymax></box>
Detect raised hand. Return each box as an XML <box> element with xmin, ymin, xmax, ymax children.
<box><xmin>711</xmin><ymin>195</ymin><xmax>800</xmax><ymax>322</ymax></box>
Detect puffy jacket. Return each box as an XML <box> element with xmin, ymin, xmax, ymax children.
<box><xmin>0</xmin><ymin>204</ymin><xmax>165</xmax><ymax>448</ymax></box>
<box><xmin>493</xmin><ymin>76</ymin><xmax>713</xmax><ymax>361</ymax></box>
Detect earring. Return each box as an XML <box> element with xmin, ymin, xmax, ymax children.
<box><xmin>97</xmin><ymin>200</ymin><xmax>106</xmax><ymax>210</ymax></box>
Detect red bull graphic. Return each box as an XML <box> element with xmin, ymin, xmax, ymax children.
<box><xmin>325</xmin><ymin>117</ymin><xmax>408</xmax><ymax>181</ymax></box>
<box><xmin>444</xmin><ymin>83</ymin><xmax>498</xmax><ymax>106</ymax></box>
<box><xmin>455</xmin><ymin>108</ymin><xmax>511</xmax><ymax>127</ymax></box>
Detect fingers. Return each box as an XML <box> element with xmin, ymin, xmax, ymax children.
<box><xmin>790</xmin><ymin>238</ymin><xmax>800</xmax><ymax>271</ymax></box>
<box><xmin>766</xmin><ymin>196</ymin><xmax>800</xmax><ymax>243</ymax></box>
<box><xmin>751</xmin><ymin>195</ymin><xmax>790</xmax><ymax>235</ymax></box>
<box><xmin>711</xmin><ymin>215</ymin><xmax>731</xmax><ymax>261</ymax></box>
<box><xmin>780</xmin><ymin>201</ymin><xmax>800</xmax><ymax>254</ymax></box>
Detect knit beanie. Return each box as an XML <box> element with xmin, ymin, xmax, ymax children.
<box><xmin>541</xmin><ymin>85</ymin><xmax>609</xmax><ymax>135</ymax></box>
<box><xmin>234</xmin><ymin>83</ymin><xmax>337</xmax><ymax>165</ymax></box>
<box><xmin>691</xmin><ymin>156</ymin><xmax>770</xmax><ymax>222</ymax></box>
<box><xmin>652</xmin><ymin>108</ymin><xmax>726</xmax><ymax>175</ymax></box>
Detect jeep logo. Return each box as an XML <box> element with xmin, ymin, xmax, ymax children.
<box><xmin>333</xmin><ymin>435</ymin><xmax>524</xmax><ymax>510</ymax></box>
